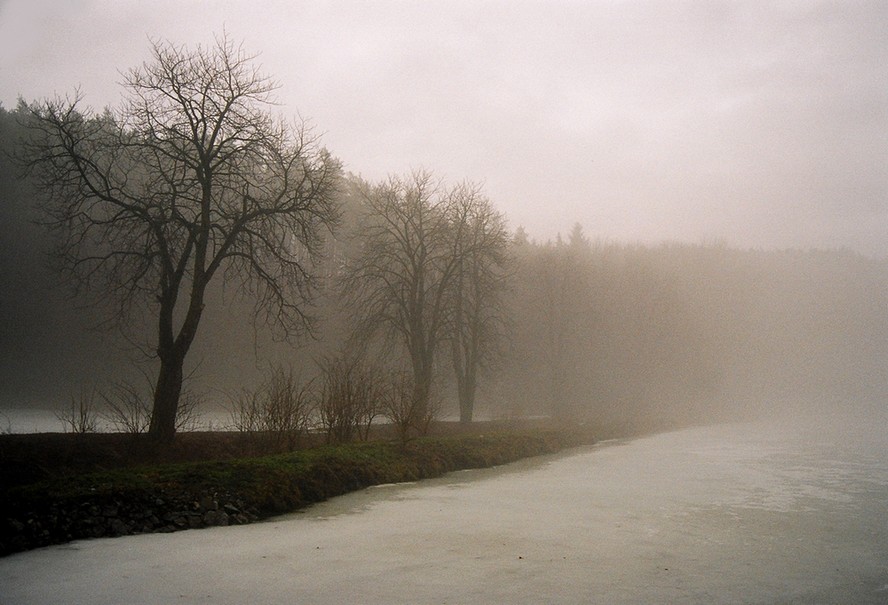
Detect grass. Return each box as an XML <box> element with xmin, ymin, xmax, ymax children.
<box><xmin>1</xmin><ymin>427</ymin><xmax>594</xmax><ymax>556</ymax></box>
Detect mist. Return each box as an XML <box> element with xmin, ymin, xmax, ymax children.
<box><xmin>495</xmin><ymin>234</ymin><xmax>888</xmax><ymax>431</ymax></box>
<box><xmin>1</xmin><ymin>2</ymin><xmax>886</xmax><ymax>430</ymax></box>
<box><xmin>2</xmin><ymin>98</ymin><xmax>887</xmax><ymax>430</ymax></box>
<box><xmin>2</xmin><ymin>1</ymin><xmax>887</xmax><ymax>256</ymax></box>
<box><xmin>3</xmin><ymin>8</ymin><xmax>888</xmax><ymax>602</ymax></box>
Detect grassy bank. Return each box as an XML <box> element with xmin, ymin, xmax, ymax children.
<box><xmin>1</xmin><ymin>427</ymin><xmax>594</xmax><ymax>556</ymax></box>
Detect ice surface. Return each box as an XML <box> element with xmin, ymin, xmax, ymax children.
<box><xmin>2</xmin><ymin>419</ymin><xmax>887</xmax><ymax>604</ymax></box>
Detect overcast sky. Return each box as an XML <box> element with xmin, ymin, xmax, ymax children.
<box><xmin>1</xmin><ymin>0</ymin><xmax>886</xmax><ymax>256</ymax></box>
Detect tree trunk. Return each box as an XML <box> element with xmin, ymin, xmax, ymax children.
<box><xmin>458</xmin><ymin>377</ymin><xmax>475</xmax><ymax>424</ymax></box>
<box><xmin>454</xmin><ymin>348</ymin><xmax>477</xmax><ymax>424</ymax></box>
<box><xmin>148</xmin><ymin>277</ymin><xmax>206</xmax><ymax>444</ymax></box>
<box><xmin>411</xmin><ymin>354</ymin><xmax>434</xmax><ymax>433</ymax></box>
<box><xmin>148</xmin><ymin>350</ymin><xmax>185</xmax><ymax>443</ymax></box>
<box><xmin>412</xmin><ymin>372</ymin><xmax>430</xmax><ymax>422</ymax></box>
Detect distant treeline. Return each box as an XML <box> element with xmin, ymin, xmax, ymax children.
<box><xmin>501</xmin><ymin>230</ymin><xmax>888</xmax><ymax>427</ymax></box>
<box><xmin>2</xmin><ymin>104</ymin><xmax>885</xmax><ymax>429</ymax></box>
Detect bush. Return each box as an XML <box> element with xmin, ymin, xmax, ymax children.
<box><xmin>56</xmin><ymin>388</ymin><xmax>100</xmax><ymax>434</ymax></box>
<box><xmin>228</xmin><ymin>367</ymin><xmax>312</xmax><ymax>451</ymax></box>
<box><xmin>316</xmin><ymin>354</ymin><xmax>384</xmax><ymax>444</ymax></box>
<box><xmin>101</xmin><ymin>378</ymin><xmax>203</xmax><ymax>434</ymax></box>
<box><xmin>383</xmin><ymin>370</ymin><xmax>441</xmax><ymax>441</ymax></box>
<box><xmin>101</xmin><ymin>381</ymin><xmax>151</xmax><ymax>434</ymax></box>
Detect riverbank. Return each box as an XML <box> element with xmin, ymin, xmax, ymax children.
<box><xmin>5</xmin><ymin>420</ymin><xmax>887</xmax><ymax>604</ymax></box>
<box><xmin>1</xmin><ymin>422</ymin><xmax>597</xmax><ymax>556</ymax></box>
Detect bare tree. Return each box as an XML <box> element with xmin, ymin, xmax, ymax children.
<box><xmin>21</xmin><ymin>34</ymin><xmax>340</xmax><ymax>443</ymax></box>
<box><xmin>341</xmin><ymin>172</ymin><xmax>459</xmax><ymax>423</ymax></box>
<box><xmin>446</xmin><ymin>184</ymin><xmax>511</xmax><ymax>423</ymax></box>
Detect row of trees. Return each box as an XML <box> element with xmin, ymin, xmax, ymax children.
<box><xmin>14</xmin><ymin>35</ymin><xmax>510</xmax><ymax>442</ymax></box>
<box><xmin>6</xmin><ymin>33</ymin><xmax>887</xmax><ymax>443</ymax></box>
<box><xmin>499</xmin><ymin>233</ymin><xmax>888</xmax><ymax>428</ymax></box>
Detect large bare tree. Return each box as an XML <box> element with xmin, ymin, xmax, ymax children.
<box><xmin>21</xmin><ymin>35</ymin><xmax>340</xmax><ymax>442</ymax></box>
<box><xmin>342</xmin><ymin>173</ymin><xmax>510</xmax><ymax>427</ymax></box>
<box><xmin>342</xmin><ymin>171</ymin><xmax>457</xmax><ymax>427</ymax></box>
<box><xmin>446</xmin><ymin>184</ymin><xmax>510</xmax><ymax>423</ymax></box>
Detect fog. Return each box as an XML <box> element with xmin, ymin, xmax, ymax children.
<box><xmin>3</xmin><ymin>139</ymin><xmax>887</xmax><ymax>429</ymax></box>
<box><xmin>542</xmin><ymin>236</ymin><xmax>888</xmax><ymax>429</ymax></box>
<box><xmin>2</xmin><ymin>8</ymin><xmax>887</xmax><ymax>602</ymax></box>
<box><xmin>1</xmin><ymin>1</ymin><xmax>887</xmax><ymax>255</ymax></box>
<box><xmin>0</xmin><ymin>2</ymin><xmax>886</xmax><ymax>428</ymax></box>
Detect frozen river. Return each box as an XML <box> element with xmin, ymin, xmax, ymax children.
<box><xmin>2</xmin><ymin>417</ymin><xmax>887</xmax><ymax>604</ymax></box>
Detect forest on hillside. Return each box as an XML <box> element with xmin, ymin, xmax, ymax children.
<box><xmin>2</xmin><ymin>90</ymin><xmax>887</xmax><ymax>436</ymax></box>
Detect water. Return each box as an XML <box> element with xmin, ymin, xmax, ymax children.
<box><xmin>0</xmin><ymin>407</ymin><xmax>232</xmax><ymax>433</ymax></box>
<box><xmin>2</xmin><ymin>417</ymin><xmax>887</xmax><ymax>604</ymax></box>
<box><xmin>0</xmin><ymin>406</ymin><xmax>495</xmax><ymax>433</ymax></box>
<box><xmin>0</xmin><ymin>408</ymin><xmax>68</xmax><ymax>433</ymax></box>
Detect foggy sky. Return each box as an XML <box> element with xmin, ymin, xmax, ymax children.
<box><xmin>1</xmin><ymin>0</ymin><xmax>886</xmax><ymax>256</ymax></box>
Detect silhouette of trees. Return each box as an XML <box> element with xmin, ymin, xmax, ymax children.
<box><xmin>20</xmin><ymin>35</ymin><xmax>340</xmax><ymax>442</ymax></box>
<box><xmin>341</xmin><ymin>171</ymin><xmax>455</xmax><ymax>428</ymax></box>
<box><xmin>7</xmin><ymin>44</ymin><xmax>888</xmax><ymax>438</ymax></box>
<box><xmin>341</xmin><ymin>173</ymin><xmax>509</xmax><ymax>427</ymax></box>
<box><xmin>446</xmin><ymin>184</ymin><xmax>510</xmax><ymax>422</ymax></box>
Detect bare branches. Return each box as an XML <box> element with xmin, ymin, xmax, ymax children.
<box><xmin>56</xmin><ymin>387</ymin><xmax>100</xmax><ymax>434</ymax></box>
<box><xmin>445</xmin><ymin>186</ymin><xmax>512</xmax><ymax>422</ymax></box>
<box><xmin>227</xmin><ymin>366</ymin><xmax>312</xmax><ymax>451</ymax></box>
<box><xmin>381</xmin><ymin>368</ymin><xmax>442</xmax><ymax>440</ymax></box>
<box><xmin>100</xmin><ymin>378</ymin><xmax>202</xmax><ymax>434</ymax></box>
<box><xmin>20</xmin><ymin>34</ymin><xmax>340</xmax><ymax>441</ymax></box>
<box><xmin>341</xmin><ymin>172</ymin><xmax>510</xmax><ymax>423</ymax></box>
<box><xmin>316</xmin><ymin>353</ymin><xmax>384</xmax><ymax>444</ymax></box>
<box><xmin>101</xmin><ymin>381</ymin><xmax>153</xmax><ymax>434</ymax></box>
<box><xmin>342</xmin><ymin>171</ymin><xmax>452</xmax><ymax>347</ymax></box>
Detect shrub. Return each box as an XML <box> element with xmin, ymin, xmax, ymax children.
<box><xmin>101</xmin><ymin>378</ymin><xmax>203</xmax><ymax>434</ymax></box>
<box><xmin>228</xmin><ymin>367</ymin><xmax>312</xmax><ymax>451</ymax></box>
<box><xmin>101</xmin><ymin>381</ymin><xmax>151</xmax><ymax>434</ymax></box>
<box><xmin>382</xmin><ymin>369</ymin><xmax>442</xmax><ymax>441</ymax></box>
<box><xmin>316</xmin><ymin>353</ymin><xmax>384</xmax><ymax>444</ymax></box>
<box><xmin>56</xmin><ymin>387</ymin><xmax>100</xmax><ymax>434</ymax></box>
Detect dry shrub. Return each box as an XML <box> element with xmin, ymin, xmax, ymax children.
<box><xmin>316</xmin><ymin>354</ymin><xmax>385</xmax><ymax>444</ymax></box>
<box><xmin>56</xmin><ymin>387</ymin><xmax>100</xmax><ymax>434</ymax></box>
<box><xmin>101</xmin><ymin>381</ymin><xmax>151</xmax><ymax>434</ymax></box>
<box><xmin>174</xmin><ymin>390</ymin><xmax>204</xmax><ymax>432</ymax></box>
<box><xmin>228</xmin><ymin>367</ymin><xmax>312</xmax><ymax>451</ymax></box>
<box><xmin>100</xmin><ymin>377</ymin><xmax>203</xmax><ymax>435</ymax></box>
<box><xmin>382</xmin><ymin>370</ymin><xmax>441</xmax><ymax>441</ymax></box>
